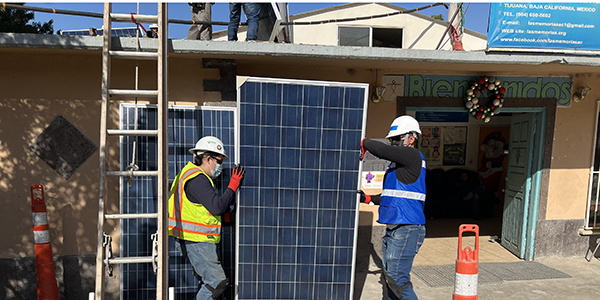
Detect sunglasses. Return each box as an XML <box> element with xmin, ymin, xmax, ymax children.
<box><xmin>211</xmin><ymin>156</ymin><xmax>223</xmax><ymax>164</ymax></box>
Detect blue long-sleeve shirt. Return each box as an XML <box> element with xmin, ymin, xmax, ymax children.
<box><xmin>184</xmin><ymin>175</ymin><xmax>235</xmax><ymax>216</ymax></box>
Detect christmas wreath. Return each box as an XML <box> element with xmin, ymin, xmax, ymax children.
<box><xmin>464</xmin><ymin>76</ymin><xmax>506</xmax><ymax>123</ymax></box>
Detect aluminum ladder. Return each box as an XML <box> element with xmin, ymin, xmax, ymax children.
<box><xmin>94</xmin><ymin>3</ymin><xmax>169</xmax><ymax>299</ymax></box>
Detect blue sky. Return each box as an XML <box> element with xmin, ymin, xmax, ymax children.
<box><xmin>29</xmin><ymin>2</ymin><xmax>491</xmax><ymax>39</ymax></box>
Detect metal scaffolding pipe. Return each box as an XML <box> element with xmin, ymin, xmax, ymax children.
<box><xmin>3</xmin><ymin>2</ymin><xmax>445</xmax><ymax>27</ymax></box>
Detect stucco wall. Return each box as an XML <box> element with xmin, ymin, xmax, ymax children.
<box><xmin>546</xmin><ymin>74</ymin><xmax>600</xmax><ymax>220</ymax></box>
<box><xmin>0</xmin><ymin>49</ymin><xmax>222</xmax><ymax>258</ymax></box>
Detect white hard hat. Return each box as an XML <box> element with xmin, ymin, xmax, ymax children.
<box><xmin>189</xmin><ymin>136</ymin><xmax>229</xmax><ymax>160</ymax></box>
<box><xmin>386</xmin><ymin>115</ymin><xmax>421</xmax><ymax>139</ymax></box>
<box><xmin>149</xmin><ymin>24</ymin><xmax>158</xmax><ymax>29</ymax></box>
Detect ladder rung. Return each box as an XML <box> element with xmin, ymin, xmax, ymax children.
<box><xmin>106</xmin><ymin>213</ymin><xmax>159</xmax><ymax>220</ymax></box>
<box><xmin>106</xmin><ymin>170</ymin><xmax>159</xmax><ymax>177</ymax></box>
<box><xmin>108</xmin><ymin>256</ymin><xmax>154</xmax><ymax>264</ymax></box>
<box><xmin>110</xmin><ymin>13</ymin><xmax>158</xmax><ymax>24</ymax></box>
<box><xmin>109</xmin><ymin>89</ymin><xmax>158</xmax><ymax>98</ymax></box>
<box><xmin>107</xmin><ymin>129</ymin><xmax>159</xmax><ymax>136</ymax></box>
<box><xmin>109</xmin><ymin>51</ymin><xmax>159</xmax><ymax>60</ymax></box>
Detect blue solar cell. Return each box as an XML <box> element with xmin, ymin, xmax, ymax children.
<box><xmin>322</xmin><ymin>130</ymin><xmax>342</xmax><ymax>150</ymax></box>
<box><xmin>260</xmin><ymin>168</ymin><xmax>280</xmax><ymax>187</ymax></box>
<box><xmin>277</xmin><ymin>264</ymin><xmax>295</xmax><ymax>280</ymax></box>
<box><xmin>279</xmin><ymin>188</ymin><xmax>297</xmax><ymax>207</ymax></box>
<box><xmin>280</xmin><ymin>167</ymin><xmax>299</xmax><ymax>188</ymax></box>
<box><xmin>299</xmin><ymin>208</ymin><xmax>317</xmax><ymax>227</ymax></box>
<box><xmin>283</xmin><ymin>84</ymin><xmax>303</xmax><ymax>106</ymax></box>
<box><xmin>261</xmin><ymin>127</ymin><xmax>281</xmax><ymax>147</ymax></box>
<box><xmin>324</xmin><ymin>108</ymin><xmax>343</xmax><ymax>129</ymax></box>
<box><xmin>260</xmin><ymin>207</ymin><xmax>277</xmax><ymax>226</ymax></box>
<box><xmin>264</xmin><ymin>83</ymin><xmax>282</xmax><ymax>105</ymax></box>
<box><xmin>278</xmin><ymin>227</ymin><xmax>297</xmax><ymax>244</ymax></box>
<box><xmin>302</xmin><ymin>107</ymin><xmax>323</xmax><ymax>128</ymax></box>
<box><xmin>324</xmin><ymin>86</ymin><xmax>344</xmax><ymax>107</ymax></box>
<box><xmin>261</xmin><ymin>104</ymin><xmax>281</xmax><ymax>126</ymax></box>
<box><xmin>282</xmin><ymin>105</ymin><xmax>302</xmax><ymax>127</ymax></box>
<box><xmin>241</xmin><ymin>81</ymin><xmax>258</xmax><ymax>104</ymax></box>
<box><xmin>281</xmin><ymin>127</ymin><xmax>301</xmax><ymax>148</ymax></box>
<box><xmin>301</xmin><ymin>128</ymin><xmax>322</xmax><ymax>149</ymax></box>
<box><xmin>240</xmin><ymin>103</ymin><xmax>258</xmax><ymax>125</ymax></box>
<box><xmin>344</xmin><ymin>87</ymin><xmax>365</xmax><ymax>109</ymax></box>
<box><xmin>304</xmin><ymin>85</ymin><xmax>325</xmax><ymax>107</ymax></box>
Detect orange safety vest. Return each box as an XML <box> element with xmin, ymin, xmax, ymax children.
<box><xmin>168</xmin><ymin>162</ymin><xmax>221</xmax><ymax>243</ymax></box>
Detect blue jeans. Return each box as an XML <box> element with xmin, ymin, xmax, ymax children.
<box><xmin>176</xmin><ymin>239</ymin><xmax>226</xmax><ymax>300</ymax></box>
<box><xmin>228</xmin><ymin>3</ymin><xmax>260</xmax><ymax>41</ymax></box>
<box><xmin>382</xmin><ymin>224</ymin><xmax>426</xmax><ymax>300</ymax></box>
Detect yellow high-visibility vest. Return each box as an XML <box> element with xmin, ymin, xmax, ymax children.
<box><xmin>168</xmin><ymin>162</ymin><xmax>221</xmax><ymax>243</ymax></box>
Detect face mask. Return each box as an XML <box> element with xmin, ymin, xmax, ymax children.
<box><xmin>403</xmin><ymin>134</ymin><xmax>411</xmax><ymax>147</ymax></box>
<box><xmin>390</xmin><ymin>133</ymin><xmax>412</xmax><ymax>147</ymax></box>
<box><xmin>211</xmin><ymin>163</ymin><xmax>222</xmax><ymax>178</ymax></box>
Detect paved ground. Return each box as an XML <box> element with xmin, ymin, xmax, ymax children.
<box><xmin>354</xmin><ymin>215</ymin><xmax>600</xmax><ymax>299</ymax></box>
<box><xmin>355</xmin><ymin>257</ymin><xmax>600</xmax><ymax>300</ymax></box>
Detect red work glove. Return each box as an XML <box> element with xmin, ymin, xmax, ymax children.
<box><xmin>227</xmin><ymin>165</ymin><xmax>245</xmax><ymax>192</ymax></box>
<box><xmin>360</xmin><ymin>137</ymin><xmax>368</xmax><ymax>160</ymax></box>
<box><xmin>358</xmin><ymin>190</ymin><xmax>372</xmax><ymax>204</ymax></box>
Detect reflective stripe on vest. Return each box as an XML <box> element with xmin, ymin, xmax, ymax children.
<box><xmin>168</xmin><ymin>162</ymin><xmax>221</xmax><ymax>242</ymax></box>
<box><xmin>381</xmin><ymin>189</ymin><xmax>426</xmax><ymax>201</ymax></box>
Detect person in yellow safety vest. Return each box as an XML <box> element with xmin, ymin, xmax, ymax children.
<box><xmin>169</xmin><ymin>136</ymin><xmax>245</xmax><ymax>300</ymax></box>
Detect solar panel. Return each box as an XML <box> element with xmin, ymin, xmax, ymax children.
<box><xmin>120</xmin><ymin>104</ymin><xmax>237</xmax><ymax>300</ymax></box>
<box><xmin>236</xmin><ymin>77</ymin><xmax>368</xmax><ymax>300</ymax></box>
<box><xmin>59</xmin><ymin>27</ymin><xmax>142</xmax><ymax>37</ymax></box>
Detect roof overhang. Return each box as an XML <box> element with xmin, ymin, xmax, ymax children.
<box><xmin>1</xmin><ymin>33</ymin><xmax>599</xmax><ymax>75</ymax></box>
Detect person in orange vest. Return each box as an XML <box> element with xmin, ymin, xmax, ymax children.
<box><xmin>169</xmin><ymin>136</ymin><xmax>244</xmax><ymax>300</ymax></box>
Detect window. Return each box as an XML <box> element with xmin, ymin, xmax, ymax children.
<box><xmin>338</xmin><ymin>26</ymin><xmax>371</xmax><ymax>47</ymax></box>
<box><xmin>338</xmin><ymin>26</ymin><xmax>403</xmax><ymax>48</ymax></box>
<box><xmin>372</xmin><ymin>27</ymin><xmax>403</xmax><ymax>48</ymax></box>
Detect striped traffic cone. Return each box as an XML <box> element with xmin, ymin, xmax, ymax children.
<box><xmin>453</xmin><ymin>224</ymin><xmax>479</xmax><ymax>300</ymax></box>
<box><xmin>31</xmin><ymin>184</ymin><xmax>59</xmax><ymax>300</ymax></box>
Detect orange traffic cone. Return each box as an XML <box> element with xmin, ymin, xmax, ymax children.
<box><xmin>453</xmin><ymin>224</ymin><xmax>479</xmax><ymax>300</ymax></box>
<box><xmin>31</xmin><ymin>185</ymin><xmax>59</xmax><ymax>300</ymax></box>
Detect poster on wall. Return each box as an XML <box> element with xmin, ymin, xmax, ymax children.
<box><xmin>421</xmin><ymin>126</ymin><xmax>467</xmax><ymax>167</ymax></box>
<box><xmin>443</xmin><ymin>127</ymin><xmax>468</xmax><ymax>166</ymax></box>
<box><xmin>420</xmin><ymin>127</ymin><xmax>443</xmax><ymax>166</ymax></box>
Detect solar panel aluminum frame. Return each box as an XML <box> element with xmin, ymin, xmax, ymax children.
<box><xmin>234</xmin><ymin>76</ymin><xmax>369</xmax><ymax>300</ymax></box>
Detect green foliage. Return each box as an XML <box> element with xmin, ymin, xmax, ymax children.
<box><xmin>431</xmin><ymin>14</ymin><xmax>445</xmax><ymax>21</ymax></box>
<box><xmin>0</xmin><ymin>3</ymin><xmax>53</xmax><ymax>34</ymax></box>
